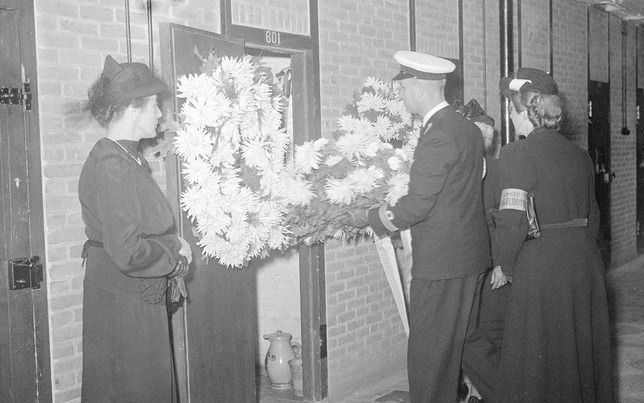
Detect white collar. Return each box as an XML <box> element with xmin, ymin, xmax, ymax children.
<box><xmin>422</xmin><ymin>101</ymin><xmax>449</xmax><ymax>127</ymax></box>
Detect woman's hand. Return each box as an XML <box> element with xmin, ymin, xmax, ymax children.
<box><xmin>490</xmin><ymin>265</ymin><xmax>510</xmax><ymax>290</ymax></box>
<box><xmin>170</xmin><ymin>236</ymin><xmax>192</xmax><ymax>279</ymax></box>
<box><xmin>178</xmin><ymin>236</ymin><xmax>192</xmax><ymax>265</ymax></box>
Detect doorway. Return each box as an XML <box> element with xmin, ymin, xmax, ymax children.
<box><xmin>0</xmin><ymin>0</ymin><xmax>51</xmax><ymax>401</ymax></box>
<box><xmin>588</xmin><ymin>80</ymin><xmax>612</xmax><ymax>266</ymax></box>
<box><xmin>160</xmin><ymin>23</ymin><xmax>326</xmax><ymax>402</ymax></box>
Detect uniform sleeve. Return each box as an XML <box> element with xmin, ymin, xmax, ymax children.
<box><xmin>368</xmin><ymin>129</ymin><xmax>456</xmax><ymax>236</ymax></box>
<box><xmin>95</xmin><ymin>155</ymin><xmax>181</xmax><ymax>278</ymax></box>
<box><xmin>483</xmin><ymin>157</ymin><xmax>500</xmax><ymax>265</ymax></box>
<box><xmin>493</xmin><ymin>143</ymin><xmax>537</xmax><ymax>276</ymax></box>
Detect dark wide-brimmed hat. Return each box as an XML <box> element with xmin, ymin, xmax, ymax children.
<box><xmin>392</xmin><ymin>51</ymin><xmax>456</xmax><ymax>81</ymax></box>
<box><xmin>99</xmin><ymin>55</ymin><xmax>168</xmax><ymax>104</ymax></box>
<box><xmin>499</xmin><ymin>67</ymin><xmax>559</xmax><ymax>96</ymax></box>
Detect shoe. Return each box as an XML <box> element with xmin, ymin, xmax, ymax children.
<box><xmin>457</xmin><ymin>377</ymin><xmax>469</xmax><ymax>399</ymax></box>
<box><xmin>467</xmin><ymin>396</ymin><xmax>484</xmax><ymax>403</ymax></box>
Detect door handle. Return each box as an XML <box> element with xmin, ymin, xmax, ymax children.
<box><xmin>8</xmin><ymin>256</ymin><xmax>43</xmax><ymax>290</ymax></box>
<box><xmin>602</xmin><ymin>171</ymin><xmax>616</xmax><ymax>184</ymax></box>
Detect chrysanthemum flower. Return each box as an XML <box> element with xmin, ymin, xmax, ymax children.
<box><xmin>325</xmin><ymin>177</ymin><xmax>355</xmax><ymax>205</ymax></box>
<box><xmin>174</xmin><ymin>125</ymin><xmax>213</xmax><ymax>160</ymax></box>
<box><xmin>182</xmin><ymin>158</ymin><xmax>213</xmax><ymax>186</ymax></box>
<box><xmin>357</xmin><ymin>91</ymin><xmax>386</xmax><ymax>114</ymax></box>
<box><xmin>335</xmin><ymin>132</ymin><xmax>373</xmax><ymax>160</ymax></box>
<box><xmin>176</xmin><ymin>73</ymin><xmax>217</xmax><ymax>100</ymax></box>
<box><xmin>386</xmin><ymin>173</ymin><xmax>410</xmax><ymax>206</ymax></box>
<box><xmin>347</xmin><ymin>167</ymin><xmax>382</xmax><ymax>194</ymax></box>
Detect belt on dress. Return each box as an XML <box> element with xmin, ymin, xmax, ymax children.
<box><xmin>540</xmin><ymin>217</ymin><xmax>588</xmax><ymax>230</ymax></box>
<box><xmin>81</xmin><ymin>239</ymin><xmax>104</xmax><ymax>266</ymax></box>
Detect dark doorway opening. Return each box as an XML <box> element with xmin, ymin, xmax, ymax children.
<box><xmin>588</xmin><ymin>81</ymin><xmax>612</xmax><ymax>267</ymax></box>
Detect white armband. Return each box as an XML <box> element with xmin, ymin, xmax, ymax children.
<box><xmin>499</xmin><ymin>188</ymin><xmax>528</xmax><ymax>211</ymax></box>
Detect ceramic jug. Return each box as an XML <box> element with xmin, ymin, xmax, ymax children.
<box><xmin>263</xmin><ymin>330</ymin><xmax>301</xmax><ymax>389</ymax></box>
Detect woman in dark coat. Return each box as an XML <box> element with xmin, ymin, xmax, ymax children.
<box><xmin>77</xmin><ymin>55</ymin><xmax>192</xmax><ymax>403</ymax></box>
<box><xmin>492</xmin><ymin>68</ymin><xmax>614</xmax><ymax>403</ymax></box>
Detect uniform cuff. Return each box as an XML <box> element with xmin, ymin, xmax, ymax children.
<box><xmin>378</xmin><ymin>204</ymin><xmax>398</xmax><ymax>232</ymax></box>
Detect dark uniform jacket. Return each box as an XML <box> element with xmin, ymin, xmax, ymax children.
<box><xmin>493</xmin><ymin>128</ymin><xmax>600</xmax><ymax>276</ymax></box>
<box><xmin>369</xmin><ymin>105</ymin><xmax>490</xmax><ymax>280</ymax></box>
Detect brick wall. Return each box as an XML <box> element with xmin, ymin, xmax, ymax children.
<box><xmin>232</xmin><ymin>0</ymin><xmax>309</xmax><ymax>35</ymax></box>
<box><xmin>589</xmin><ymin>6</ymin><xmax>609</xmax><ymax>83</ymax></box>
<box><xmin>639</xmin><ymin>27</ymin><xmax>644</xmax><ymax>90</ymax></box>
<box><xmin>609</xmin><ymin>17</ymin><xmax>638</xmax><ymax>267</ymax></box>
<box><xmin>415</xmin><ymin>0</ymin><xmax>459</xmax><ymax>59</ymax></box>
<box><xmin>462</xmin><ymin>0</ymin><xmax>487</xmax><ymax>108</ymax></box>
<box><xmin>521</xmin><ymin>0</ymin><xmax>550</xmax><ymax>72</ymax></box>
<box><xmin>35</xmin><ymin>1</ymin><xmax>218</xmax><ymax>401</ymax></box>
<box><xmin>552</xmin><ymin>0</ymin><xmax>588</xmax><ymax>148</ymax></box>
<box><xmin>316</xmin><ymin>0</ymin><xmax>410</xmax><ymax>397</ymax></box>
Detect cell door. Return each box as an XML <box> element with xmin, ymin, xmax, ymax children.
<box><xmin>0</xmin><ymin>0</ymin><xmax>51</xmax><ymax>401</ymax></box>
<box><xmin>160</xmin><ymin>24</ymin><xmax>257</xmax><ymax>403</ymax></box>
<box><xmin>588</xmin><ymin>81</ymin><xmax>612</xmax><ymax>266</ymax></box>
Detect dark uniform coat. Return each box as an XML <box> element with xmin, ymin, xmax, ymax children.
<box><xmin>369</xmin><ymin>105</ymin><xmax>490</xmax><ymax>280</ymax></box>
<box><xmin>369</xmin><ymin>105</ymin><xmax>490</xmax><ymax>403</ymax></box>
<box><xmin>79</xmin><ymin>138</ymin><xmax>181</xmax><ymax>403</ymax></box>
<box><xmin>492</xmin><ymin>128</ymin><xmax>614</xmax><ymax>403</ymax></box>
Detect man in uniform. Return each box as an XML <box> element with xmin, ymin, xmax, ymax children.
<box><xmin>347</xmin><ymin>50</ymin><xmax>490</xmax><ymax>402</ymax></box>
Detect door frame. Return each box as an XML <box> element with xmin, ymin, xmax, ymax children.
<box><xmin>0</xmin><ymin>0</ymin><xmax>51</xmax><ymax>401</ymax></box>
<box><xmin>221</xmin><ymin>1</ymin><xmax>328</xmax><ymax>400</ymax></box>
<box><xmin>240</xmin><ymin>36</ymin><xmax>327</xmax><ymax>403</ymax></box>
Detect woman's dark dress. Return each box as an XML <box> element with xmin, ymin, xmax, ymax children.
<box><xmin>493</xmin><ymin>128</ymin><xmax>614</xmax><ymax>403</ymax></box>
<box><xmin>79</xmin><ymin>138</ymin><xmax>181</xmax><ymax>403</ymax></box>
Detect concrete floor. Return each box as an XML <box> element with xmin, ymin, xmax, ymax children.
<box><xmin>259</xmin><ymin>254</ymin><xmax>644</xmax><ymax>403</ymax></box>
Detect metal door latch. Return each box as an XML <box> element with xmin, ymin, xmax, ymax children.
<box><xmin>0</xmin><ymin>84</ymin><xmax>32</xmax><ymax>110</ymax></box>
<box><xmin>8</xmin><ymin>255</ymin><xmax>43</xmax><ymax>290</ymax></box>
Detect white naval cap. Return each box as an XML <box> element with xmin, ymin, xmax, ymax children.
<box><xmin>392</xmin><ymin>51</ymin><xmax>456</xmax><ymax>81</ymax></box>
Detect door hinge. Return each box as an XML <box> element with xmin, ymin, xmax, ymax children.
<box><xmin>8</xmin><ymin>255</ymin><xmax>43</xmax><ymax>290</ymax></box>
<box><xmin>1</xmin><ymin>83</ymin><xmax>32</xmax><ymax>110</ymax></box>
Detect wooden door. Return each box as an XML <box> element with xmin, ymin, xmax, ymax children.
<box><xmin>588</xmin><ymin>81</ymin><xmax>612</xmax><ymax>266</ymax></box>
<box><xmin>0</xmin><ymin>0</ymin><xmax>51</xmax><ymax>401</ymax></box>
<box><xmin>160</xmin><ymin>24</ymin><xmax>257</xmax><ymax>403</ymax></box>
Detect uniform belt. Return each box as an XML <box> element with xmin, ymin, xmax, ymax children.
<box><xmin>540</xmin><ymin>218</ymin><xmax>588</xmax><ymax>230</ymax></box>
<box><xmin>81</xmin><ymin>239</ymin><xmax>104</xmax><ymax>265</ymax></box>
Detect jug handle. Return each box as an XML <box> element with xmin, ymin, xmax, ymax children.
<box><xmin>292</xmin><ymin>341</ymin><xmax>302</xmax><ymax>359</ymax></box>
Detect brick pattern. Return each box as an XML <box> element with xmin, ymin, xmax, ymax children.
<box><xmin>324</xmin><ymin>239</ymin><xmax>407</xmax><ymax>398</ymax></box>
<box><xmin>415</xmin><ymin>0</ymin><xmax>459</xmax><ymax>59</ymax></box>
<box><xmin>232</xmin><ymin>0</ymin><xmax>310</xmax><ymax>35</ymax></box>
<box><xmin>462</xmin><ymin>0</ymin><xmax>487</xmax><ymax>108</ymax></box>
<box><xmin>521</xmin><ymin>0</ymin><xmax>550</xmax><ymax>72</ymax></box>
<box><xmin>609</xmin><ymin>17</ymin><xmax>638</xmax><ymax>266</ymax></box>
<box><xmin>589</xmin><ymin>6</ymin><xmax>609</xmax><ymax>83</ymax></box>
<box><xmin>552</xmin><ymin>0</ymin><xmax>588</xmax><ymax>148</ymax></box>
<box><xmin>639</xmin><ymin>28</ymin><xmax>644</xmax><ymax>89</ymax></box>
<box><xmin>483</xmin><ymin>0</ymin><xmax>502</xmax><ymax>131</ymax></box>
<box><xmin>35</xmin><ymin>1</ymin><xmax>218</xmax><ymax>402</ymax></box>
<box><xmin>316</xmin><ymin>0</ymin><xmax>410</xmax><ymax>397</ymax></box>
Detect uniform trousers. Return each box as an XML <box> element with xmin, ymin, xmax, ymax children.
<box><xmin>408</xmin><ymin>273</ymin><xmax>483</xmax><ymax>403</ymax></box>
